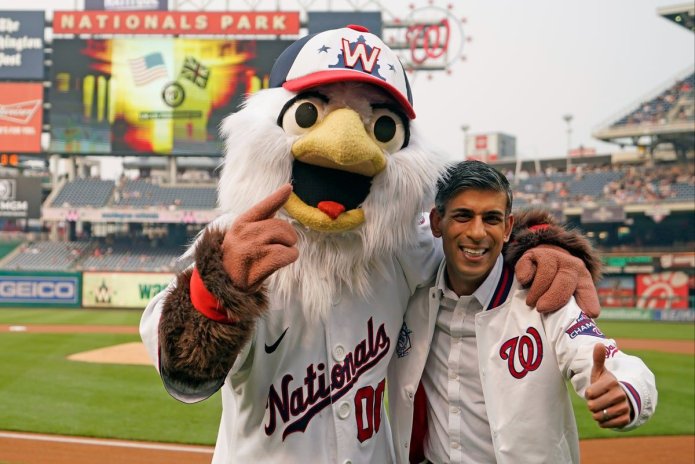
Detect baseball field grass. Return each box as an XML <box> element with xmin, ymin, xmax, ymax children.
<box><xmin>0</xmin><ymin>308</ymin><xmax>692</xmax><ymax>444</ymax></box>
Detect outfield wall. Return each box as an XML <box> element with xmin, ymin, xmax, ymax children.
<box><xmin>0</xmin><ymin>271</ymin><xmax>173</xmax><ymax>309</ymax></box>
<box><xmin>0</xmin><ymin>271</ymin><xmax>82</xmax><ymax>308</ymax></box>
<box><xmin>601</xmin><ymin>307</ymin><xmax>695</xmax><ymax>322</ymax></box>
<box><xmin>81</xmin><ymin>272</ymin><xmax>174</xmax><ymax>309</ymax></box>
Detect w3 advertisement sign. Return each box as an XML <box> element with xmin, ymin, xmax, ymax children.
<box><xmin>82</xmin><ymin>272</ymin><xmax>173</xmax><ymax>309</ymax></box>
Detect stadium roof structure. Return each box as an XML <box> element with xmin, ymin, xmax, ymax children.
<box><xmin>657</xmin><ymin>3</ymin><xmax>695</xmax><ymax>32</ymax></box>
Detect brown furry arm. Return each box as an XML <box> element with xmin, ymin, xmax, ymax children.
<box><xmin>503</xmin><ymin>208</ymin><xmax>601</xmax><ymax>282</ymax></box>
<box><xmin>157</xmin><ymin>227</ymin><xmax>268</xmax><ymax>402</ymax></box>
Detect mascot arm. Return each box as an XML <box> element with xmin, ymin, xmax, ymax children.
<box><xmin>158</xmin><ymin>226</ymin><xmax>267</xmax><ymax>402</ymax></box>
<box><xmin>157</xmin><ymin>186</ymin><xmax>297</xmax><ymax>402</ymax></box>
<box><xmin>503</xmin><ymin>209</ymin><xmax>602</xmax><ymax>318</ymax></box>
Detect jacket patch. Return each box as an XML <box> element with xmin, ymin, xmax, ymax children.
<box><xmin>566</xmin><ymin>312</ymin><xmax>604</xmax><ymax>339</ymax></box>
<box><xmin>396</xmin><ymin>322</ymin><xmax>412</xmax><ymax>358</ymax></box>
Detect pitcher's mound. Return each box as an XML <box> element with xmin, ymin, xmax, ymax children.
<box><xmin>68</xmin><ymin>342</ymin><xmax>151</xmax><ymax>366</ymax></box>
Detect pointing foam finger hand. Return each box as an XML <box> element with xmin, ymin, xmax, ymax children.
<box><xmin>247</xmin><ymin>245</ymin><xmax>299</xmax><ymax>290</ymax></box>
<box><xmin>236</xmin><ymin>184</ymin><xmax>293</xmax><ymax>223</ymax></box>
<box><xmin>260</xmin><ymin>218</ymin><xmax>298</xmax><ymax>247</ymax></box>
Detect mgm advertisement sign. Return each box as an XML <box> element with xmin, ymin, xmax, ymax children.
<box><xmin>0</xmin><ymin>177</ymin><xmax>41</xmax><ymax>219</ymax></box>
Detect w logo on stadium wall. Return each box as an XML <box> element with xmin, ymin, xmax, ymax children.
<box><xmin>499</xmin><ymin>327</ymin><xmax>543</xmax><ymax>379</ymax></box>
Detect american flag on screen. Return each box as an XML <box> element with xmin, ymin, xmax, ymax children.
<box><xmin>128</xmin><ymin>52</ymin><xmax>168</xmax><ymax>86</ymax></box>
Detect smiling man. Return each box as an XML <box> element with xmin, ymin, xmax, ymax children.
<box><xmin>388</xmin><ymin>160</ymin><xmax>657</xmax><ymax>464</ymax></box>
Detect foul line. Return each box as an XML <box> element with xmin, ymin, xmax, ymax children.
<box><xmin>0</xmin><ymin>431</ymin><xmax>214</xmax><ymax>454</ymax></box>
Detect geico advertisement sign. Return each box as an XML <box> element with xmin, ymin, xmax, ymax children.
<box><xmin>0</xmin><ymin>276</ymin><xmax>79</xmax><ymax>304</ymax></box>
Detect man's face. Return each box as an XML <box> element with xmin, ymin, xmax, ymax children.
<box><xmin>430</xmin><ymin>188</ymin><xmax>514</xmax><ymax>296</ymax></box>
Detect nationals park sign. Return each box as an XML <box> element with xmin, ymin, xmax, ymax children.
<box><xmin>53</xmin><ymin>11</ymin><xmax>300</xmax><ymax>35</ymax></box>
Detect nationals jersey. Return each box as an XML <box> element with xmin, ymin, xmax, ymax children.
<box><xmin>140</xmin><ymin>219</ymin><xmax>441</xmax><ymax>463</ymax></box>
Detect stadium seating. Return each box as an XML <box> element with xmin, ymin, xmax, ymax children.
<box><xmin>612</xmin><ymin>73</ymin><xmax>694</xmax><ymax>127</ymax></box>
<box><xmin>114</xmin><ymin>179</ymin><xmax>216</xmax><ymax>209</ymax></box>
<box><xmin>51</xmin><ymin>179</ymin><xmax>116</xmax><ymax>208</ymax></box>
<box><xmin>79</xmin><ymin>242</ymin><xmax>189</xmax><ymax>272</ymax></box>
<box><xmin>2</xmin><ymin>241</ymin><xmax>92</xmax><ymax>271</ymax></box>
<box><xmin>509</xmin><ymin>163</ymin><xmax>693</xmax><ymax>210</ymax></box>
<box><xmin>1</xmin><ymin>240</ymin><xmax>190</xmax><ymax>272</ymax></box>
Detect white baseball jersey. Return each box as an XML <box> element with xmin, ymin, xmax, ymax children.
<box><xmin>388</xmin><ymin>260</ymin><xmax>657</xmax><ymax>464</ymax></box>
<box><xmin>140</xmin><ymin>219</ymin><xmax>441</xmax><ymax>464</ymax></box>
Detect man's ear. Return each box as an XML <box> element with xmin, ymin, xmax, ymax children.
<box><xmin>504</xmin><ymin>213</ymin><xmax>514</xmax><ymax>242</ymax></box>
<box><xmin>430</xmin><ymin>208</ymin><xmax>442</xmax><ymax>238</ymax></box>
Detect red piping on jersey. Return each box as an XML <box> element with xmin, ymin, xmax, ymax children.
<box><xmin>487</xmin><ymin>263</ymin><xmax>513</xmax><ymax>311</ymax></box>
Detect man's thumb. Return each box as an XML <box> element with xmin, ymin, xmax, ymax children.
<box><xmin>590</xmin><ymin>343</ymin><xmax>607</xmax><ymax>383</ymax></box>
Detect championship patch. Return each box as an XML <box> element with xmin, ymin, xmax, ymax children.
<box><xmin>565</xmin><ymin>312</ymin><xmax>604</xmax><ymax>339</ymax></box>
<box><xmin>396</xmin><ymin>322</ymin><xmax>412</xmax><ymax>358</ymax></box>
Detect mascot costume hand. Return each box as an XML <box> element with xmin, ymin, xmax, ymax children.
<box><xmin>140</xmin><ymin>25</ymin><xmax>601</xmax><ymax>463</ymax></box>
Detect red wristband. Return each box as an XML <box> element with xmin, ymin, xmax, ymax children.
<box><xmin>189</xmin><ymin>267</ymin><xmax>236</xmax><ymax>324</ymax></box>
<box><xmin>529</xmin><ymin>224</ymin><xmax>550</xmax><ymax>232</ymax></box>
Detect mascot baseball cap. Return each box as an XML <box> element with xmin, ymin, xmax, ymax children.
<box><xmin>270</xmin><ymin>24</ymin><xmax>415</xmax><ymax>119</ymax></box>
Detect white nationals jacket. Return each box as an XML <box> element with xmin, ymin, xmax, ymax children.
<box><xmin>140</xmin><ymin>220</ymin><xmax>441</xmax><ymax>464</ymax></box>
<box><xmin>387</xmin><ymin>261</ymin><xmax>657</xmax><ymax>464</ymax></box>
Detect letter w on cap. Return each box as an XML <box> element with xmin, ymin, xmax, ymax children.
<box><xmin>341</xmin><ymin>38</ymin><xmax>381</xmax><ymax>73</ymax></box>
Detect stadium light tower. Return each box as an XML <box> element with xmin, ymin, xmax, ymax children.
<box><xmin>563</xmin><ymin>114</ymin><xmax>573</xmax><ymax>172</ymax></box>
<box><xmin>461</xmin><ymin>124</ymin><xmax>470</xmax><ymax>159</ymax></box>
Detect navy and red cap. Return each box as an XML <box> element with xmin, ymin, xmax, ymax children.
<box><xmin>269</xmin><ymin>24</ymin><xmax>415</xmax><ymax>119</ymax></box>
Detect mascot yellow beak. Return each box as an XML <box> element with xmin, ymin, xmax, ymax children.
<box><xmin>284</xmin><ymin>107</ymin><xmax>386</xmax><ymax>232</ymax></box>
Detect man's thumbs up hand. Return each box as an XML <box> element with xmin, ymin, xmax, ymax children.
<box><xmin>585</xmin><ymin>343</ymin><xmax>632</xmax><ymax>429</ymax></box>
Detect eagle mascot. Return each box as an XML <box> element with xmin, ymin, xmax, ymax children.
<box><xmin>140</xmin><ymin>25</ymin><xmax>601</xmax><ymax>463</ymax></box>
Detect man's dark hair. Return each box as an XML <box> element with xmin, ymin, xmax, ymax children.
<box><xmin>434</xmin><ymin>160</ymin><xmax>513</xmax><ymax>216</ymax></box>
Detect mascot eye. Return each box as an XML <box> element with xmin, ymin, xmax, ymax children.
<box><xmin>281</xmin><ymin>97</ymin><xmax>325</xmax><ymax>135</ymax></box>
<box><xmin>369</xmin><ymin>108</ymin><xmax>407</xmax><ymax>153</ymax></box>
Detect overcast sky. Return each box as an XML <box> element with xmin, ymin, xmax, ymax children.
<box><xmin>2</xmin><ymin>0</ymin><xmax>693</xmax><ymax>170</ymax></box>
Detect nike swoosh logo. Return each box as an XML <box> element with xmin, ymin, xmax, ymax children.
<box><xmin>265</xmin><ymin>327</ymin><xmax>289</xmax><ymax>354</ymax></box>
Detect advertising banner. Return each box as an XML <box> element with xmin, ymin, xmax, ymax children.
<box><xmin>0</xmin><ymin>176</ymin><xmax>42</xmax><ymax>219</ymax></box>
<box><xmin>0</xmin><ymin>11</ymin><xmax>45</xmax><ymax>79</ymax></box>
<box><xmin>85</xmin><ymin>0</ymin><xmax>168</xmax><ymax>11</ymax></box>
<box><xmin>636</xmin><ymin>272</ymin><xmax>689</xmax><ymax>309</ymax></box>
<box><xmin>597</xmin><ymin>276</ymin><xmax>635</xmax><ymax>308</ymax></box>
<box><xmin>580</xmin><ymin>206</ymin><xmax>626</xmax><ymax>224</ymax></box>
<box><xmin>0</xmin><ymin>272</ymin><xmax>81</xmax><ymax>307</ymax></box>
<box><xmin>0</xmin><ymin>83</ymin><xmax>43</xmax><ymax>152</ymax></box>
<box><xmin>42</xmin><ymin>205</ymin><xmax>219</xmax><ymax>224</ymax></box>
<box><xmin>50</xmin><ymin>38</ymin><xmax>292</xmax><ymax>155</ymax></box>
<box><xmin>82</xmin><ymin>271</ymin><xmax>174</xmax><ymax>308</ymax></box>
<box><xmin>53</xmin><ymin>11</ymin><xmax>299</xmax><ymax>35</ymax></box>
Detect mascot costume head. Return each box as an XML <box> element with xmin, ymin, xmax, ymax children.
<box><xmin>213</xmin><ymin>24</ymin><xmax>442</xmax><ymax>319</ymax></box>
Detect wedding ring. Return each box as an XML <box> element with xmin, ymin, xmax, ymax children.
<box><xmin>602</xmin><ymin>409</ymin><xmax>609</xmax><ymax>421</ymax></box>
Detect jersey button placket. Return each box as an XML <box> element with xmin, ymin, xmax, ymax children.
<box><xmin>337</xmin><ymin>401</ymin><xmax>351</xmax><ymax>419</ymax></box>
<box><xmin>333</xmin><ymin>344</ymin><xmax>346</xmax><ymax>362</ymax></box>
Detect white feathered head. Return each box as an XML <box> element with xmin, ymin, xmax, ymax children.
<box><xmin>213</xmin><ymin>25</ymin><xmax>445</xmax><ymax>319</ymax></box>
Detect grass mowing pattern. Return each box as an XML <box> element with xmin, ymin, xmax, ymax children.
<box><xmin>0</xmin><ymin>311</ymin><xmax>691</xmax><ymax>444</ymax></box>
<box><xmin>597</xmin><ymin>320</ymin><xmax>695</xmax><ymax>341</ymax></box>
<box><xmin>0</xmin><ymin>333</ymin><xmax>220</xmax><ymax>445</ymax></box>
<box><xmin>0</xmin><ymin>308</ymin><xmax>143</xmax><ymax>326</ymax></box>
